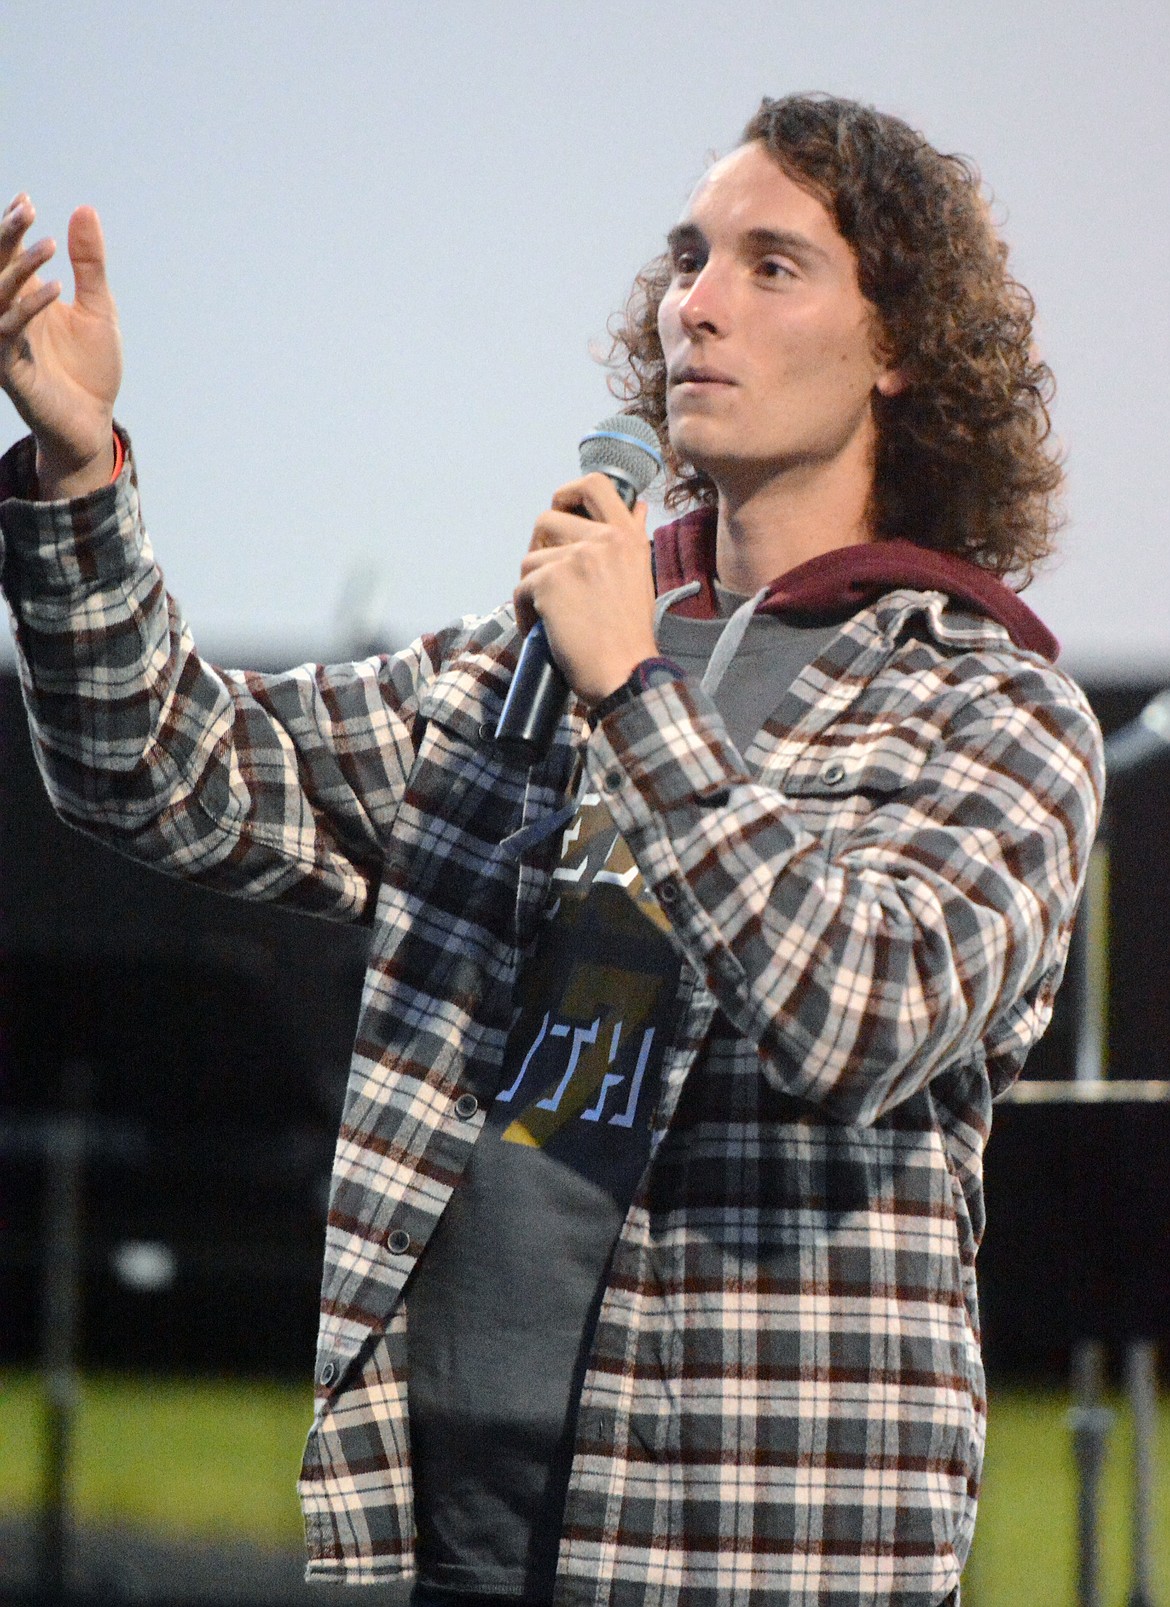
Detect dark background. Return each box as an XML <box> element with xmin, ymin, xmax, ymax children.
<box><xmin>2</xmin><ymin>669</ymin><xmax>1168</xmax><ymax>1384</ymax></box>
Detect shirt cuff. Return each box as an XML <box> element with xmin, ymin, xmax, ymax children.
<box><xmin>588</xmin><ymin>656</ymin><xmax>686</xmax><ymax>727</ymax></box>
<box><xmin>0</xmin><ymin>424</ymin><xmax>142</xmax><ymax>593</ymax></box>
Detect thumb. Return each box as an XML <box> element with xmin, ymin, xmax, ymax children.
<box><xmin>67</xmin><ymin>205</ymin><xmax>114</xmax><ymax>311</ymax></box>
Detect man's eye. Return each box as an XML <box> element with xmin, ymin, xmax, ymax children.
<box><xmin>672</xmin><ymin>251</ymin><xmax>703</xmax><ymax>277</ymax></box>
<box><xmin>758</xmin><ymin>258</ymin><xmax>796</xmax><ymax>281</ymax></box>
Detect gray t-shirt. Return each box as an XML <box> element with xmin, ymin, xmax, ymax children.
<box><xmin>404</xmin><ymin>598</ymin><xmax>841</xmax><ymax>1600</ymax></box>
<box><xmin>656</xmin><ymin>585</ymin><xmax>842</xmax><ymax>754</ymax></box>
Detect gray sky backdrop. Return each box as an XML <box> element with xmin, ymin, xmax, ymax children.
<box><xmin>3</xmin><ymin>0</ymin><xmax>1168</xmax><ymax>680</ymax></box>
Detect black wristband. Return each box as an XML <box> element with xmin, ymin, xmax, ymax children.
<box><xmin>588</xmin><ymin>656</ymin><xmax>685</xmax><ymax>727</ymax></box>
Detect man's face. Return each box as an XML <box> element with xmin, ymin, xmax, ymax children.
<box><xmin>657</xmin><ymin>141</ymin><xmax>902</xmax><ymax>499</ymax></box>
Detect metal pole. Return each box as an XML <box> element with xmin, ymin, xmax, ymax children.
<box><xmin>1068</xmin><ymin>833</ymin><xmax>1113</xmax><ymax>1607</ymax></box>
<box><xmin>37</xmin><ymin>1062</ymin><xmax>90</xmax><ymax>1597</ymax></box>
<box><xmin>1125</xmin><ymin>1340</ymin><xmax>1157</xmax><ymax>1607</ymax></box>
<box><xmin>1069</xmin><ymin>1341</ymin><xmax>1113</xmax><ymax>1607</ymax></box>
<box><xmin>1073</xmin><ymin>836</ymin><xmax>1110</xmax><ymax>1087</ymax></box>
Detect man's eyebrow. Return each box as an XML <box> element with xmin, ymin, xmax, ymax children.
<box><xmin>665</xmin><ymin>221</ymin><xmax>829</xmax><ymax>264</ymax></box>
<box><xmin>665</xmin><ymin>223</ymin><xmax>704</xmax><ymax>254</ymax></box>
<box><xmin>742</xmin><ymin>226</ymin><xmax>830</xmax><ymax>262</ymax></box>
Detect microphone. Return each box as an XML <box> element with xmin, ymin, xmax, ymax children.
<box><xmin>493</xmin><ymin>414</ymin><xmax>664</xmax><ymax>763</ymax></box>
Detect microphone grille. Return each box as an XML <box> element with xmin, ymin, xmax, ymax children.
<box><xmin>578</xmin><ymin>414</ymin><xmax>663</xmax><ymax>495</ymax></box>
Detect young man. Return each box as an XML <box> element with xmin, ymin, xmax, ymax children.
<box><xmin>0</xmin><ymin>95</ymin><xmax>1102</xmax><ymax>1606</ymax></box>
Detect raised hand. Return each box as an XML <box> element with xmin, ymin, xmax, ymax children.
<box><xmin>0</xmin><ymin>195</ymin><xmax>122</xmax><ymax>498</ymax></box>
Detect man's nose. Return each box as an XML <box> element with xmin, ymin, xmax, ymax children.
<box><xmin>678</xmin><ymin>262</ymin><xmax>727</xmax><ymax>338</ymax></box>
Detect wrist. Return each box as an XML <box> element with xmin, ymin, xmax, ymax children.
<box><xmin>34</xmin><ymin>433</ymin><xmax>118</xmax><ymax>502</ymax></box>
<box><xmin>588</xmin><ymin>657</ymin><xmax>686</xmax><ymax>726</ymax></box>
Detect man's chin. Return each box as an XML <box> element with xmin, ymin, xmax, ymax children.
<box><xmin>668</xmin><ymin>422</ymin><xmax>739</xmax><ymax>476</ymax></box>
<box><xmin>672</xmin><ymin>436</ymin><xmax>745</xmax><ymax>483</ymax></box>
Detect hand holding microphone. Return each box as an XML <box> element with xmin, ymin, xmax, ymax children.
<box><xmin>495</xmin><ymin>415</ymin><xmax>663</xmax><ymax>761</ymax></box>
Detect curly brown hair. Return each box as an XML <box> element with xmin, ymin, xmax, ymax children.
<box><xmin>608</xmin><ymin>93</ymin><xmax>1062</xmax><ymax>582</ymax></box>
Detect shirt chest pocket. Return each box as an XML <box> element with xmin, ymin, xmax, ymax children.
<box><xmin>410</xmin><ymin>669</ymin><xmax>580</xmax><ymax>939</ymax></box>
<box><xmin>757</xmin><ymin>732</ymin><xmax>938</xmax><ymax>837</ymax></box>
<box><xmin>413</xmin><ymin>675</ymin><xmax>523</xmax><ymax>829</ymax></box>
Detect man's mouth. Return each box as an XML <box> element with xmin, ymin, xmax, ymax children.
<box><xmin>670</xmin><ymin>365</ymin><xmax>736</xmax><ymax>387</ymax></box>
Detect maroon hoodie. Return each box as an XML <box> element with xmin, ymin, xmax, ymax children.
<box><xmin>653</xmin><ymin>508</ymin><xmax>1059</xmax><ymax>662</ymax></box>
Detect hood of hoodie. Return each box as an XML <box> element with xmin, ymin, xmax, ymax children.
<box><xmin>652</xmin><ymin>508</ymin><xmax>1059</xmax><ymax>662</ymax></box>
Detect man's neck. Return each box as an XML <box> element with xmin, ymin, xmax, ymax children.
<box><xmin>713</xmin><ymin>452</ymin><xmax>875</xmax><ymax>595</ymax></box>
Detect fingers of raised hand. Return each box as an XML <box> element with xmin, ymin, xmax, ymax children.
<box><xmin>1</xmin><ymin>194</ymin><xmax>32</xmax><ymax>241</ymax></box>
<box><xmin>0</xmin><ymin>253</ymin><xmax>60</xmax><ymax>357</ymax></box>
<box><xmin>1</xmin><ymin>196</ymin><xmax>39</xmax><ymax>267</ymax></box>
<box><xmin>0</xmin><ymin>199</ymin><xmax>58</xmax><ymax>336</ymax></box>
<box><xmin>0</xmin><ymin>277</ymin><xmax>60</xmax><ymax>349</ymax></box>
<box><xmin>0</xmin><ymin>231</ymin><xmax>55</xmax><ymax>288</ymax></box>
<box><xmin>66</xmin><ymin>206</ymin><xmax>111</xmax><ymax>305</ymax></box>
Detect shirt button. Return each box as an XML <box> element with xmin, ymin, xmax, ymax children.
<box><xmin>385</xmin><ymin>1227</ymin><xmax>412</xmax><ymax>1255</ymax></box>
<box><xmin>658</xmin><ymin>879</ymin><xmax>678</xmax><ymax>904</ymax></box>
<box><xmin>478</xmin><ymin>721</ymin><xmax>494</xmax><ymax>742</ymax></box>
<box><xmin>603</xmin><ymin>769</ymin><xmax>622</xmax><ymax>793</ymax></box>
<box><xmin>454</xmin><ymin>1093</ymin><xmax>479</xmax><ymax>1120</ymax></box>
<box><xmin>820</xmin><ymin>759</ymin><xmax>847</xmax><ymax>785</ymax></box>
<box><xmin>319</xmin><ymin>1360</ymin><xmax>336</xmax><ymax>1386</ymax></box>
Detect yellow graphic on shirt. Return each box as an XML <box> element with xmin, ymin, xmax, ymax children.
<box><xmin>494</xmin><ymin>790</ymin><xmax>681</xmax><ymax>1151</ymax></box>
<box><xmin>498</xmin><ymin>965</ymin><xmax>663</xmax><ymax>1147</ymax></box>
<box><xmin>550</xmin><ymin>791</ymin><xmax>673</xmax><ymax>935</ymax></box>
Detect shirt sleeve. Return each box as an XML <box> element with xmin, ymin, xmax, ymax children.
<box><xmin>584</xmin><ymin>658</ymin><xmax>1104</xmax><ymax>1125</ymax></box>
<box><xmin>0</xmin><ymin>430</ymin><xmax>449</xmax><ymax>922</ymax></box>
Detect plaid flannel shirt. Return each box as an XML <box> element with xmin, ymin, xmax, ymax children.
<box><xmin>0</xmin><ymin>434</ymin><xmax>1103</xmax><ymax>1606</ymax></box>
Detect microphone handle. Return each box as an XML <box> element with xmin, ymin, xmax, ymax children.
<box><xmin>493</xmin><ymin>474</ymin><xmax>639</xmax><ymax>764</ymax></box>
<box><xmin>493</xmin><ymin>620</ymin><xmax>569</xmax><ymax>763</ymax></box>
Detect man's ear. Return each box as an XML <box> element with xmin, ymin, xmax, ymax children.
<box><xmin>869</xmin><ymin>314</ymin><xmax>909</xmax><ymax>398</ymax></box>
<box><xmin>875</xmin><ymin>366</ymin><xmax>910</xmax><ymax>397</ymax></box>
